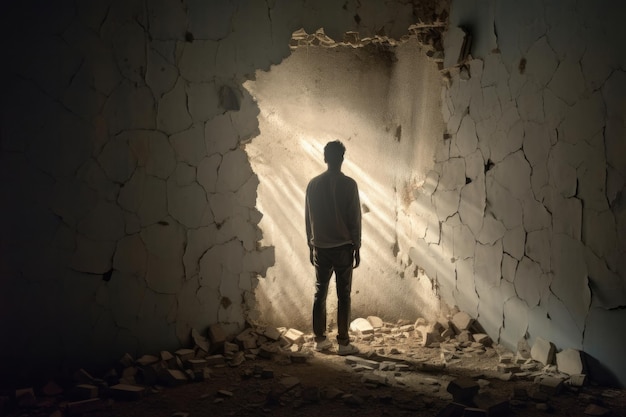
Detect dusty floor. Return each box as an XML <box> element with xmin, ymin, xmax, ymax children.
<box><xmin>4</xmin><ymin>323</ymin><xmax>626</xmax><ymax>417</ymax></box>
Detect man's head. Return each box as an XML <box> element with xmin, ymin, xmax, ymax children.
<box><xmin>324</xmin><ymin>140</ymin><xmax>346</xmax><ymax>170</ymax></box>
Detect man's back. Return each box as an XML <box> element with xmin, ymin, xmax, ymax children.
<box><xmin>305</xmin><ymin>170</ymin><xmax>361</xmax><ymax>249</ymax></box>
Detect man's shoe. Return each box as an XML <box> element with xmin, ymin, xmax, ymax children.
<box><xmin>314</xmin><ymin>339</ymin><xmax>333</xmax><ymax>351</ymax></box>
<box><xmin>337</xmin><ymin>343</ymin><xmax>359</xmax><ymax>356</ymax></box>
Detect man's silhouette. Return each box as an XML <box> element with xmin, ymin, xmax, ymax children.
<box><xmin>305</xmin><ymin>140</ymin><xmax>361</xmax><ymax>355</ymax></box>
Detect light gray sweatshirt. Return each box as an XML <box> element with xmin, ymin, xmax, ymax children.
<box><xmin>305</xmin><ymin>170</ymin><xmax>361</xmax><ymax>249</ymax></box>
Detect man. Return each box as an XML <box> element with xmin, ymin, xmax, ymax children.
<box><xmin>305</xmin><ymin>140</ymin><xmax>361</xmax><ymax>355</ymax></box>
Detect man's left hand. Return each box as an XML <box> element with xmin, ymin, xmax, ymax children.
<box><xmin>353</xmin><ymin>248</ymin><xmax>360</xmax><ymax>268</ymax></box>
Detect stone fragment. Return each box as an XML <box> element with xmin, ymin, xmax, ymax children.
<box><xmin>205</xmin><ymin>354</ymin><xmax>226</xmax><ymax>366</ymax></box>
<box><xmin>136</xmin><ymin>355</ymin><xmax>160</xmax><ymax>367</ymax></box>
<box><xmin>538</xmin><ymin>376</ymin><xmax>564</xmax><ymax>396</ymax></box>
<box><xmin>159</xmin><ymin>369</ymin><xmax>189</xmax><ymax>386</ymax></box>
<box><xmin>262</xmin><ymin>326</ymin><xmax>282</xmax><ymax>341</ymax></box>
<box><xmin>473</xmin><ymin>333</ymin><xmax>492</xmax><ymax>347</ymax></box>
<box><xmin>530</xmin><ymin>337</ymin><xmax>555</xmax><ymax>366</ymax></box>
<box><xmin>279</xmin><ymin>376</ymin><xmax>301</xmax><ymax>391</ymax></box>
<box><xmin>556</xmin><ymin>348</ymin><xmax>586</xmax><ymax>376</ymax></box>
<box><xmin>283</xmin><ymin>328</ymin><xmax>304</xmax><ymax>344</ymax></box>
<box><xmin>207</xmin><ymin>324</ymin><xmax>226</xmax><ymax>351</ymax></box>
<box><xmin>350</xmin><ymin>317</ymin><xmax>375</xmax><ymax>334</ymax></box>
<box><xmin>446</xmin><ymin>378</ymin><xmax>479</xmax><ymax>403</ymax></box>
<box><xmin>451</xmin><ymin>311</ymin><xmax>474</xmax><ymax>333</ymax></box>
<box><xmin>567</xmin><ymin>374</ymin><xmax>587</xmax><ymax>387</ymax></box>
<box><xmin>186</xmin><ymin>359</ymin><xmax>207</xmax><ymax>371</ymax></box>
<box><xmin>175</xmin><ymin>349</ymin><xmax>195</xmax><ymax>361</ymax></box>
<box><xmin>457</xmin><ymin>330</ymin><xmax>472</xmax><ymax>343</ymax></box>
<box><xmin>473</xmin><ymin>393</ymin><xmax>509</xmax><ymax>416</ymax></box>
<box><xmin>236</xmin><ymin>328</ymin><xmax>259</xmax><ymax>349</ymax></box>
<box><xmin>417</xmin><ymin>323</ymin><xmax>443</xmax><ymax>347</ymax></box>
<box><xmin>109</xmin><ymin>384</ymin><xmax>145</xmax><ymax>401</ymax></box>
<box><xmin>367</xmin><ymin>316</ymin><xmax>384</xmax><ymax>329</ymax></box>
<box><xmin>192</xmin><ymin>328</ymin><xmax>210</xmax><ymax>353</ymax></box>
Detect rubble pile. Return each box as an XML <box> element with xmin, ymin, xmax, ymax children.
<box><xmin>1</xmin><ymin>312</ymin><xmax>624</xmax><ymax>417</ymax></box>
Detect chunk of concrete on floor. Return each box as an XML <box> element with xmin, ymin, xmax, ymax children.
<box><xmin>283</xmin><ymin>328</ymin><xmax>304</xmax><ymax>344</ymax></box>
<box><xmin>556</xmin><ymin>348</ymin><xmax>586</xmax><ymax>376</ymax></box>
<box><xmin>530</xmin><ymin>337</ymin><xmax>556</xmax><ymax>365</ymax></box>
<box><xmin>537</xmin><ymin>376</ymin><xmax>564</xmax><ymax>396</ymax></box>
<box><xmin>208</xmin><ymin>323</ymin><xmax>226</xmax><ymax>348</ymax></box>
<box><xmin>446</xmin><ymin>377</ymin><xmax>479</xmax><ymax>404</ymax></box>
<box><xmin>451</xmin><ymin>311</ymin><xmax>474</xmax><ymax>333</ymax></box>
<box><xmin>350</xmin><ymin>317</ymin><xmax>374</xmax><ymax>334</ymax></box>
<box><xmin>367</xmin><ymin>316</ymin><xmax>384</xmax><ymax>329</ymax></box>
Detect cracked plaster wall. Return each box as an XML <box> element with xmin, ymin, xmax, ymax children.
<box><xmin>0</xmin><ymin>0</ymin><xmax>431</xmax><ymax>380</ymax></box>
<box><xmin>408</xmin><ymin>0</ymin><xmax>626</xmax><ymax>385</ymax></box>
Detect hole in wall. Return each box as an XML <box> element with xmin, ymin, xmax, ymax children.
<box><xmin>243</xmin><ymin>29</ymin><xmax>446</xmax><ymax>332</ymax></box>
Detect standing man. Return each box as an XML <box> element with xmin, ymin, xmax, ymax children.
<box><xmin>305</xmin><ymin>140</ymin><xmax>361</xmax><ymax>355</ymax></box>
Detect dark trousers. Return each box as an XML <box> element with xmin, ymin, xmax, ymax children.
<box><xmin>312</xmin><ymin>244</ymin><xmax>354</xmax><ymax>346</ymax></box>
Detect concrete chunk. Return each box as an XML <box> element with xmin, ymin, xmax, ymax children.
<box><xmin>556</xmin><ymin>348</ymin><xmax>586</xmax><ymax>376</ymax></box>
<box><xmin>366</xmin><ymin>316</ymin><xmax>384</xmax><ymax>329</ymax></box>
<box><xmin>530</xmin><ymin>337</ymin><xmax>555</xmax><ymax>366</ymax></box>
<box><xmin>451</xmin><ymin>311</ymin><xmax>474</xmax><ymax>333</ymax></box>
<box><xmin>344</xmin><ymin>355</ymin><xmax>380</xmax><ymax>369</ymax></box>
<box><xmin>446</xmin><ymin>377</ymin><xmax>479</xmax><ymax>403</ymax></box>
<box><xmin>283</xmin><ymin>328</ymin><xmax>304</xmax><ymax>344</ymax></box>
<box><xmin>350</xmin><ymin>317</ymin><xmax>375</xmax><ymax>334</ymax></box>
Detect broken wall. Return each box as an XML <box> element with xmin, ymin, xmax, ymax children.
<box><xmin>408</xmin><ymin>0</ymin><xmax>626</xmax><ymax>385</ymax></box>
<box><xmin>245</xmin><ymin>39</ymin><xmax>444</xmax><ymax>330</ymax></box>
<box><xmin>0</xmin><ymin>0</ymin><xmax>434</xmax><ymax>381</ymax></box>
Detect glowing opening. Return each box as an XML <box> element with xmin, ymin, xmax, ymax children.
<box><xmin>244</xmin><ymin>31</ymin><xmax>445</xmax><ymax>331</ymax></box>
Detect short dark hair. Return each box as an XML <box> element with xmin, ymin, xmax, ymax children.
<box><xmin>324</xmin><ymin>140</ymin><xmax>345</xmax><ymax>163</ymax></box>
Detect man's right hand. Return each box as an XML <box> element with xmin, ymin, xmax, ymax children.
<box><xmin>353</xmin><ymin>248</ymin><xmax>360</xmax><ymax>268</ymax></box>
<box><xmin>309</xmin><ymin>246</ymin><xmax>315</xmax><ymax>266</ymax></box>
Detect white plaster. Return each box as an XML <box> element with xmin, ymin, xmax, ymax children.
<box><xmin>583</xmin><ymin>209</ymin><xmax>617</xmax><ymax>260</ymax></box>
<box><xmin>474</xmin><ymin>240</ymin><xmax>503</xmax><ymax>294</ymax></box>
<box><xmin>456</xmin><ymin>114</ymin><xmax>478</xmax><ymax>158</ymax></box>
<box><xmin>141</xmin><ymin>219</ymin><xmax>186</xmax><ymax>294</ymax></box>
<box><xmin>217</xmin><ymin>149</ymin><xmax>254</xmax><ymax>193</ymax></box>
<box><xmin>550</xmin><ymin>194</ymin><xmax>582</xmax><ymax>241</ymax></box>
<box><xmin>548</xmin><ymin>145</ymin><xmax>578</xmax><ymax>198</ymax></box>
<box><xmin>146</xmin><ymin>43</ymin><xmax>179</xmax><ymax>99</ymax></box>
<box><xmin>433</xmin><ymin>189</ymin><xmax>460</xmax><ymax>222</ymax></box>
<box><xmin>77</xmin><ymin>200</ymin><xmax>126</xmax><ymax>242</ymax></box>
<box><xmin>113</xmin><ymin>234</ymin><xmax>148</xmax><ymax>278</ymax></box>
<box><xmin>545</xmin><ymin>3</ymin><xmax>585</xmax><ymax>62</ymax></box>
<box><xmin>230</xmin><ymin>90</ymin><xmax>261</xmax><ymax>142</ymax></box>
<box><xmin>170</xmin><ymin>124</ymin><xmax>207</xmax><ymax>167</ymax></box>
<box><xmin>477</xmin><ymin>214</ymin><xmax>506</xmax><ymax>245</ymax></box>
<box><xmin>485</xmin><ymin>175</ymin><xmax>523</xmax><ymax>229</ymax></box>
<box><xmin>174</xmin><ymin>163</ymin><xmax>196</xmax><ymax>186</ymax></box>
<box><xmin>70</xmin><ymin>235</ymin><xmax>115</xmax><ymax>274</ymax></box>
<box><xmin>61</xmin><ymin>64</ymin><xmax>107</xmax><ymax>121</ymax></box>
<box><xmin>157</xmin><ymin>78</ymin><xmax>193</xmax><ymax>135</ymax></box>
<box><xmin>500</xmin><ymin>297</ymin><xmax>528</xmax><ymax>348</ymax></box>
<box><xmin>560</xmin><ymin>92</ymin><xmax>605</xmax><ymax>146</ymax></box>
<box><xmin>542</xmin><ymin>88</ymin><xmax>568</xmax><ymax>132</ymax></box>
<box><xmin>514</xmin><ymin>256</ymin><xmax>543</xmax><ymax>307</ymax></box>
<box><xmin>550</xmin><ymin>235</ymin><xmax>590</xmax><ymax>331</ymax></box>
<box><xmin>443</xmin><ymin>26</ymin><xmax>467</xmax><ymax>68</ymax></box>
<box><xmin>547</xmin><ymin>58</ymin><xmax>586</xmax><ymax>106</ymax></box>
<box><xmin>435</xmin><ymin>138</ymin><xmax>451</xmax><ymax>162</ymax></box>
<box><xmin>104</xmin><ymin>81</ymin><xmax>156</xmax><ymax>134</ymax></box>
<box><xmin>197</xmin><ymin>155</ymin><xmax>222</xmax><ymax>194</ymax></box>
<box><xmin>525</xmin><ymin>37</ymin><xmax>558</xmax><ymax>89</ymax></box>
<box><xmin>586</xmin><ymin>247</ymin><xmax>626</xmax><ymax>310</ymax></box>
<box><xmin>453</xmin><ymin>223</ymin><xmax>475</xmax><ymax>261</ymax></box>
<box><xmin>439</xmin><ymin>157</ymin><xmax>466</xmax><ymax>191</ymax></box>
<box><xmin>179</xmin><ymin>40</ymin><xmax>218</xmax><ymax>83</ymax></box>
<box><xmin>464</xmin><ymin>150</ymin><xmax>484</xmax><ymax>181</ymax></box>
<box><xmin>205</xmin><ymin>114</ymin><xmax>239</xmax><ymax>156</ymax></box>
<box><xmin>458</xmin><ymin>178</ymin><xmax>486</xmax><ymax>237</ymax></box>
<box><xmin>492</xmin><ymin>150</ymin><xmax>532</xmax><ymax>199</ymax></box>
<box><xmin>517</xmin><ymin>80</ymin><xmax>544</xmax><ymax>123</ymax></box>
<box><xmin>454</xmin><ymin>258</ymin><xmax>479</xmax><ymax>317</ymax></box>
<box><xmin>147</xmin><ymin>0</ymin><xmax>187</xmax><ymax>40</ymax></box>
<box><xmin>97</xmin><ymin>135</ymin><xmax>137</xmax><ymax>184</ymax></box>
<box><xmin>167</xmin><ymin>181</ymin><xmax>207</xmax><ymax>228</ymax></box>
<box><xmin>525</xmin><ymin>229</ymin><xmax>551</xmax><ymax>272</ymax></box>
<box><xmin>127</xmin><ymin>130</ymin><xmax>177</xmax><ymax>180</ymax></box>
<box><xmin>547</xmin><ymin>293</ymin><xmax>584</xmax><ymax>350</ymax></box>
<box><xmin>503</xmin><ymin>225</ymin><xmax>525</xmax><ymax>261</ymax></box>
<box><xmin>187</xmin><ymin>0</ymin><xmax>235</xmax><ymax>40</ymax></box>
<box><xmin>522</xmin><ymin>198</ymin><xmax>551</xmax><ymax>232</ymax></box>
<box><xmin>502</xmin><ymin>253</ymin><xmax>517</xmax><ymax>283</ymax></box>
<box><xmin>187</xmin><ymin>82</ymin><xmax>221</xmax><ymax>122</ymax></box>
